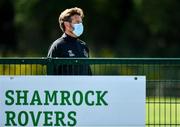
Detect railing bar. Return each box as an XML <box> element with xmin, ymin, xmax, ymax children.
<box><xmin>25</xmin><ymin>64</ymin><xmax>27</xmax><ymax>75</ymax></box>
<box><xmin>93</xmin><ymin>64</ymin><xmax>97</xmax><ymax>75</ymax></box>
<box><xmin>20</xmin><ymin>64</ymin><xmax>21</xmax><ymax>75</ymax></box>
<box><xmin>165</xmin><ymin>80</ymin><xmax>166</xmax><ymax>125</ymax></box>
<box><xmin>31</xmin><ymin>64</ymin><xmax>32</xmax><ymax>75</ymax></box>
<box><xmin>104</xmin><ymin>64</ymin><xmax>106</xmax><ymax>75</ymax></box>
<box><xmin>146</xmin><ymin>102</ymin><xmax>180</xmax><ymax>104</ymax></box>
<box><xmin>170</xmin><ymin>82</ymin><xmax>172</xmax><ymax>125</ymax></box>
<box><xmin>146</xmin><ymin>123</ymin><xmax>180</xmax><ymax>125</ymax></box>
<box><xmin>147</xmin><ymin>64</ymin><xmax>150</xmax><ymax>126</ymax></box>
<box><xmin>176</xmin><ymin>88</ymin><xmax>177</xmax><ymax>126</ymax></box>
<box><xmin>61</xmin><ymin>65</ymin><xmax>63</xmax><ymax>75</ymax></box>
<box><xmin>147</xmin><ymin>80</ymin><xmax>180</xmax><ymax>82</ymax></box>
<box><xmin>98</xmin><ymin>64</ymin><xmax>99</xmax><ymax>75</ymax></box>
<box><xmin>8</xmin><ymin>64</ymin><xmax>10</xmax><ymax>75</ymax></box>
<box><xmin>153</xmin><ymin>64</ymin><xmax>155</xmax><ymax>126</ymax></box>
<box><xmin>41</xmin><ymin>65</ymin><xmax>43</xmax><ymax>75</ymax></box>
<box><xmin>158</xmin><ymin>63</ymin><xmax>161</xmax><ymax>125</ymax></box>
<box><xmin>13</xmin><ymin>64</ymin><xmax>15</xmax><ymax>75</ymax></box>
<box><xmin>36</xmin><ymin>64</ymin><xmax>37</xmax><ymax>75</ymax></box>
<box><xmin>3</xmin><ymin>64</ymin><xmax>5</xmax><ymax>75</ymax></box>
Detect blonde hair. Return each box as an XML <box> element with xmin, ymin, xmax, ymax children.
<box><xmin>59</xmin><ymin>7</ymin><xmax>84</xmax><ymax>31</ymax></box>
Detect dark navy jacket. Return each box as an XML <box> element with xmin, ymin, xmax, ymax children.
<box><xmin>47</xmin><ymin>33</ymin><xmax>92</xmax><ymax>75</ymax></box>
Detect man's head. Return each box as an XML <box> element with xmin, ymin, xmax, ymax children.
<box><xmin>59</xmin><ymin>7</ymin><xmax>84</xmax><ymax>37</ymax></box>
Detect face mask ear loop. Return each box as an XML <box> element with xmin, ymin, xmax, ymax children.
<box><xmin>70</xmin><ymin>22</ymin><xmax>75</xmax><ymax>31</ymax></box>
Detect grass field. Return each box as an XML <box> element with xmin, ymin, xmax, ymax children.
<box><xmin>146</xmin><ymin>97</ymin><xmax>180</xmax><ymax>126</ymax></box>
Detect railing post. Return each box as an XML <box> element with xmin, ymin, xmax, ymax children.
<box><xmin>46</xmin><ymin>58</ymin><xmax>54</xmax><ymax>75</ymax></box>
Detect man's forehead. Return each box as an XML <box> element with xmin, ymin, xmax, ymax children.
<box><xmin>71</xmin><ymin>15</ymin><xmax>82</xmax><ymax>22</ymax></box>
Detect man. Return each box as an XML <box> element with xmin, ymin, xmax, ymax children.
<box><xmin>47</xmin><ymin>7</ymin><xmax>92</xmax><ymax>75</ymax></box>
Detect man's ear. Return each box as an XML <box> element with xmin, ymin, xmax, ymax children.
<box><xmin>64</xmin><ymin>22</ymin><xmax>73</xmax><ymax>30</ymax></box>
<box><xmin>64</xmin><ymin>22</ymin><xmax>68</xmax><ymax>29</ymax></box>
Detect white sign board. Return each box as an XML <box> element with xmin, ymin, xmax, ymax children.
<box><xmin>0</xmin><ymin>76</ymin><xmax>146</xmax><ymax>127</ymax></box>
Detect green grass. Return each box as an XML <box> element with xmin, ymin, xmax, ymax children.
<box><xmin>146</xmin><ymin>97</ymin><xmax>180</xmax><ymax>126</ymax></box>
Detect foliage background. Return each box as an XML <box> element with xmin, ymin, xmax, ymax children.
<box><xmin>0</xmin><ymin>0</ymin><xmax>180</xmax><ymax>57</ymax></box>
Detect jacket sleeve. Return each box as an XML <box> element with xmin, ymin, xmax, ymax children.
<box><xmin>47</xmin><ymin>44</ymin><xmax>56</xmax><ymax>57</ymax></box>
<box><xmin>47</xmin><ymin>43</ymin><xmax>63</xmax><ymax>58</ymax></box>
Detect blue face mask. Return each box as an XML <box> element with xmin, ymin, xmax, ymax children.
<box><xmin>72</xmin><ymin>23</ymin><xmax>84</xmax><ymax>37</ymax></box>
